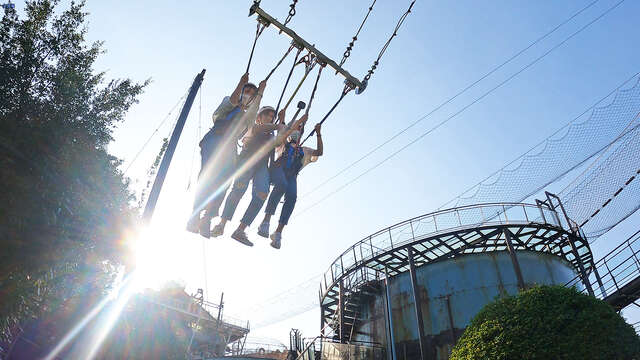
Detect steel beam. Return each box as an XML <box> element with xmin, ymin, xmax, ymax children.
<box><xmin>142</xmin><ymin>69</ymin><xmax>205</xmax><ymax>224</ymax></box>
<box><xmin>502</xmin><ymin>228</ymin><xmax>526</xmax><ymax>290</ymax></box>
<box><xmin>338</xmin><ymin>280</ymin><xmax>345</xmax><ymax>342</ymax></box>
<box><xmin>407</xmin><ymin>248</ymin><xmax>427</xmax><ymax>360</ymax></box>
<box><xmin>567</xmin><ymin>235</ymin><xmax>595</xmax><ymax>296</ymax></box>
<box><xmin>249</xmin><ymin>5</ymin><xmax>363</xmax><ymax>90</ymax></box>
<box><xmin>384</xmin><ymin>267</ymin><xmax>397</xmax><ymax>360</ymax></box>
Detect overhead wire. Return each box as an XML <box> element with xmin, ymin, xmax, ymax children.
<box><xmin>299</xmin><ymin>0</ymin><xmax>602</xmax><ymax>199</ymax></box>
<box><xmin>362</xmin><ymin>0</ymin><xmax>416</xmax><ymax>84</ymax></box>
<box><xmin>294</xmin><ymin>0</ymin><xmax>626</xmax><ymax>217</ymax></box>
<box><xmin>123</xmin><ymin>89</ymin><xmax>189</xmax><ymax>174</ymax></box>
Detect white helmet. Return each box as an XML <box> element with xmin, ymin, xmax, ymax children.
<box><xmin>258</xmin><ymin>106</ymin><xmax>276</xmax><ymax>116</ymax></box>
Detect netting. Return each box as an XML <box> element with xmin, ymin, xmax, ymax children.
<box><xmin>444</xmin><ymin>76</ymin><xmax>640</xmax><ymax>215</ymax></box>
<box><xmin>561</xmin><ymin>123</ymin><xmax>640</xmax><ymax>239</ymax></box>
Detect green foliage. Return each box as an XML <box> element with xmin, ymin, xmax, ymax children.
<box><xmin>0</xmin><ymin>0</ymin><xmax>147</xmax><ymax>347</ymax></box>
<box><xmin>450</xmin><ymin>285</ymin><xmax>640</xmax><ymax>360</ymax></box>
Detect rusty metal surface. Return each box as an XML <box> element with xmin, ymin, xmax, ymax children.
<box><xmin>319</xmin><ymin>202</ymin><xmax>593</xmax><ymax>338</ymax></box>
<box><xmin>351</xmin><ymin>251</ymin><xmax>578</xmax><ymax>359</ymax></box>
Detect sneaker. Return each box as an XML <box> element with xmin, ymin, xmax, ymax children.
<box><xmin>270</xmin><ymin>232</ymin><xmax>282</xmax><ymax>249</ymax></box>
<box><xmin>257</xmin><ymin>222</ymin><xmax>270</xmax><ymax>238</ymax></box>
<box><xmin>211</xmin><ymin>223</ymin><xmax>225</xmax><ymax>238</ymax></box>
<box><xmin>199</xmin><ymin>217</ymin><xmax>211</xmax><ymax>239</ymax></box>
<box><xmin>186</xmin><ymin>216</ymin><xmax>199</xmax><ymax>234</ymax></box>
<box><xmin>231</xmin><ymin>229</ymin><xmax>254</xmax><ymax>247</ymax></box>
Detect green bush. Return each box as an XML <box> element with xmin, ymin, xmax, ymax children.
<box><xmin>450</xmin><ymin>285</ymin><xmax>640</xmax><ymax>360</ymax></box>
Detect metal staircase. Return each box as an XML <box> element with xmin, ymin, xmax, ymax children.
<box><xmin>567</xmin><ymin>229</ymin><xmax>640</xmax><ymax>311</ymax></box>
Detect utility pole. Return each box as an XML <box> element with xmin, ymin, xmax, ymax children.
<box><xmin>141</xmin><ymin>69</ymin><xmax>205</xmax><ymax>224</ymax></box>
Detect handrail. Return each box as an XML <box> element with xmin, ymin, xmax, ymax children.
<box><xmin>566</xmin><ymin>229</ymin><xmax>640</xmax><ymax>300</ymax></box>
<box><xmin>320</xmin><ymin>202</ymin><xmax>577</xmax><ymax>299</ymax></box>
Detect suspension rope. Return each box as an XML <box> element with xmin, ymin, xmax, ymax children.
<box><xmin>283</xmin><ymin>0</ymin><xmax>299</xmax><ymax>29</ymax></box>
<box><xmin>295</xmin><ymin>65</ymin><xmax>325</xmax><ymax>145</ymax></box>
<box><xmin>338</xmin><ymin>0</ymin><xmax>377</xmax><ymax>69</ymax></box>
<box><xmin>281</xmin><ymin>53</ymin><xmax>318</xmax><ymax>117</ymax></box>
<box><xmin>305</xmin><ymin>64</ymin><xmax>325</xmax><ymax>117</ymax></box>
<box><xmin>300</xmin><ymin>84</ymin><xmax>354</xmax><ymax>146</ymax></box>
<box><xmin>246</xmin><ymin>22</ymin><xmax>267</xmax><ymax>74</ymax></box>
<box><xmin>263</xmin><ymin>44</ymin><xmax>296</xmax><ymax>82</ymax></box>
<box><xmin>362</xmin><ymin>0</ymin><xmax>415</xmax><ymax>84</ymax></box>
<box><xmin>273</xmin><ymin>46</ymin><xmax>305</xmax><ymax>122</ymax></box>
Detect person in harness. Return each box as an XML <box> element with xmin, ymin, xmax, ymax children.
<box><xmin>187</xmin><ymin>73</ymin><xmax>266</xmax><ymax>238</ymax></box>
<box><xmin>257</xmin><ymin>119</ymin><xmax>323</xmax><ymax>249</ymax></box>
<box><xmin>211</xmin><ymin>106</ymin><xmax>301</xmax><ymax>246</ymax></box>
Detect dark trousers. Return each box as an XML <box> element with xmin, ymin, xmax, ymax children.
<box><xmin>192</xmin><ymin>133</ymin><xmax>237</xmax><ymax>219</ymax></box>
<box><xmin>264</xmin><ymin>166</ymin><xmax>297</xmax><ymax>225</ymax></box>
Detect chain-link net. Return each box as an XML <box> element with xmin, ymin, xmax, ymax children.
<box><xmin>561</xmin><ymin>123</ymin><xmax>640</xmax><ymax>239</ymax></box>
<box><xmin>445</xmin><ymin>77</ymin><xmax>640</xmax><ymax>218</ymax></box>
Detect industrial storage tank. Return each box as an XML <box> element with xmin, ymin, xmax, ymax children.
<box><xmin>318</xmin><ymin>200</ymin><xmax>594</xmax><ymax>360</ymax></box>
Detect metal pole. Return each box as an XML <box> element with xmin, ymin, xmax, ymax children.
<box><xmin>502</xmin><ymin>228</ymin><xmax>525</xmax><ymax>290</ymax></box>
<box><xmin>142</xmin><ymin>69</ymin><xmax>205</xmax><ymax>224</ymax></box>
<box><xmin>407</xmin><ymin>248</ymin><xmax>427</xmax><ymax>360</ymax></box>
<box><xmin>593</xmin><ymin>265</ymin><xmax>607</xmax><ymax>298</ymax></box>
<box><xmin>339</xmin><ymin>280</ymin><xmax>345</xmax><ymax>342</ymax></box>
<box><xmin>567</xmin><ymin>236</ymin><xmax>595</xmax><ymax>297</ymax></box>
<box><xmin>445</xmin><ymin>296</ymin><xmax>457</xmax><ymax>344</ymax></box>
<box><xmin>384</xmin><ymin>267</ymin><xmax>397</xmax><ymax>360</ymax></box>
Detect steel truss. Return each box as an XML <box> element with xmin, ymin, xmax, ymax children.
<box><xmin>319</xmin><ymin>202</ymin><xmax>594</xmax><ymax>344</ymax></box>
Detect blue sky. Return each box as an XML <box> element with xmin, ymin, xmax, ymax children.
<box><xmin>45</xmin><ymin>0</ymin><xmax>640</xmax><ymax>343</ymax></box>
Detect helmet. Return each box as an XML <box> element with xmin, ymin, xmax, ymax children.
<box><xmin>258</xmin><ymin>106</ymin><xmax>276</xmax><ymax>116</ymax></box>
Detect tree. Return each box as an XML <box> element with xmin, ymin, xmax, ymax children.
<box><xmin>450</xmin><ymin>285</ymin><xmax>640</xmax><ymax>360</ymax></box>
<box><xmin>0</xmin><ymin>0</ymin><xmax>147</xmax><ymax>351</ymax></box>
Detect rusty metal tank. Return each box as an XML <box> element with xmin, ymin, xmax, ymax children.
<box><xmin>319</xmin><ymin>202</ymin><xmax>593</xmax><ymax>360</ymax></box>
<box><xmin>352</xmin><ymin>250</ymin><xmax>579</xmax><ymax>360</ymax></box>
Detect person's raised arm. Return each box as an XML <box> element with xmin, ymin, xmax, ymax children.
<box><xmin>311</xmin><ymin>123</ymin><xmax>323</xmax><ymax>156</ymax></box>
<box><xmin>276</xmin><ymin>114</ymin><xmax>307</xmax><ymax>146</ymax></box>
<box><xmin>230</xmin><ymin>72</ymin><xmax>250</xmax><ymax>106</ymax></box>
<box><xmin>241</xmin><ymin>79</ymin><xmax>267</xmax><ymax>134</ymax></box>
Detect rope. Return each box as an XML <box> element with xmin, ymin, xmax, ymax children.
<box><xmin>363</xmin><ymin>0</ymin><xmax>415</xmax><ymax>83</ymax></box>
<box><xmin>338</xmin><ymin>0</ymin><xmax>377</xmax><ymax>68</ymax></box>
<box><xmin>246</xmin><ymin>22</ymin><xmax>266</xmax><ymax>74</ymax></box>
<box><xmin>273</xmin><ymin>47</ymin><xmax>304</xmax><ymax>123</ymax></box>
<box><xmin>300</xmin><ymin>84</ymin><xmax>353</xmax><ymax>146</ymax></box>
<box><xmin>305</xmin><ymin>64</ymin><xmax>324</xmax><ymax>117</ymax></box>
<box><xmin>282</xmin><ymin>53</ymin><xmax>318</xmax><ymax>116</ymax></box>
<box><xmin>263</xmin><ymin>44</ymin><xmax>295</xmax><ymax>82</ymax></box>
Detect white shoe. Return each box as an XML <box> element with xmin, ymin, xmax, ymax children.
<box><xmin>257</xmin><ymin>222</ymin><xmax>270</xmax><ymax>238</ymax></box>
<box><xmin>211</xmin><ymin>223</ymin><xmax>224</xmax><ymax>238</ymax></box>
<box><xmin>231</xmin><ymin>229</ymin><xmax>254</xmax><ymax>247</ymax></box>
<box><xmin>270</xmin><ymin>232</ymin><xmax>282</xmax><ymax>249</ymax></box>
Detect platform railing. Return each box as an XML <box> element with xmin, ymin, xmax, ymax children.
<box><xmin>321</xmin><ymin>202</ymin><xmax>564</xmax><ymax>297</ymax></box>
<box><xmin>566</xmin><ymin>229</ymin><xmax>640</xmax><ymax>302</ymax></box>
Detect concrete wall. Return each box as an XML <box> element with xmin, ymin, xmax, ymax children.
<box><xmin>353</xmin><ymin>250</ymin><xmax>579</xmax><ymax>360</ymax></box>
